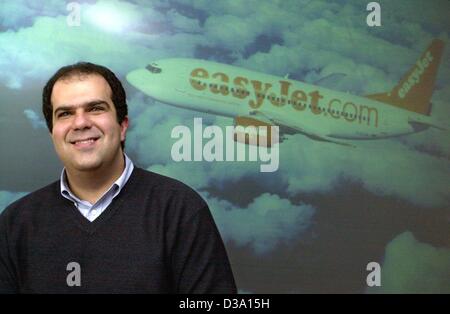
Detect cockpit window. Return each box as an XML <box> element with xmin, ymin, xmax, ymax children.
<box><xmin>146</xmin><ymin>64</ymin><xmax>161</xmax><ymax>73</ymax></box>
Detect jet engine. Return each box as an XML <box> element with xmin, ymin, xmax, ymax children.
<box><xmin>233</xmin><ymin>116</ymin><xmax>279</xmax><ymax>147</ymax></box>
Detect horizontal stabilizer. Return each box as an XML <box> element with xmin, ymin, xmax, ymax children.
<box><xmin>408</xmin><ymin>118</ymin><xmax>448</xmax><ymax>131</ymax></box>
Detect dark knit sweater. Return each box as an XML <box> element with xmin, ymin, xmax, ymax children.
<box><xmin>0</xmin><ymin>167</ymin><xmax>236</xmax><ymax>294</ymax></box>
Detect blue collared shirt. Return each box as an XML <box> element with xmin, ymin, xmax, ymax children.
<box><xmin>60</xmin><ymin>154</ymin><xmax>134</xmax><ymax>222</ymax></box>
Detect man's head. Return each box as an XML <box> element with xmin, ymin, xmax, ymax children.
<box><xmin>42</xmin><ymin>62</ymin><xmax>129</xmax><ymax>172</ymax></box>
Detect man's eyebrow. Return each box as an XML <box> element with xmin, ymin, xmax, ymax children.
<box><xmin>54</xmin><ymin>100</ymin><xmax>110</xmax><ymax>115</ymax></box>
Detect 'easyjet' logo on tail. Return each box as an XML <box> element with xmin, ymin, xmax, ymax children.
<box><xmin>398</xmin><ymin>51</ymin><xmax>433</xmax><ymax>99</ymax></box>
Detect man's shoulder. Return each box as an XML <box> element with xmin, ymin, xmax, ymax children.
<box><xmin>0</xmin><ymin>180</ymin><xmax>59</xmax><ymax>219</ymax></box>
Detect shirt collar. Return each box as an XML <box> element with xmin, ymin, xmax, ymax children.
<box><xmin>60</xmin><ymin>153</ymin><xmax>134</xmax><ymax>203</ymax></box>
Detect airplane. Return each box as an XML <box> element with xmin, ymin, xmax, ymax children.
<box><xmin>126</xmin><ymin>39</ymin><xmax>447</xmax><ymax>147</ymax></box>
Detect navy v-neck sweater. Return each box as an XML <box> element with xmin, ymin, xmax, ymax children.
<box><xmin>0</xmin><ymin>167</ymin><xmax>236</xmax><ymax>293</ymax></box>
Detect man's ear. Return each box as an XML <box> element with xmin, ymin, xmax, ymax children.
<box><xmin>120</xmin><ymin>116</ymin><xmax>129</xmax><ymax>142</ymax></box>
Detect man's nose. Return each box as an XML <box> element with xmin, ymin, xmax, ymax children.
<box><xmin>72</xmin><ymin>111</ymin><xmax>92</xmax><ymax>130</ymax></box>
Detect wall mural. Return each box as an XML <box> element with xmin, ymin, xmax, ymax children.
<box><xmin>0</xmin><ymin>0</ymin><xmax>449</xmax><ymax>293</ymax></box>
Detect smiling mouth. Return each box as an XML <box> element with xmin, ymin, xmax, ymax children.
<box><xmin>70</xmin><ymin>137</ymin><xmax>100</xmax><ymax>147</ymax></box>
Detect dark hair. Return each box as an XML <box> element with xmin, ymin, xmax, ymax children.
<box><xmin>42</xmin><ymin>62</ymin><xmax>128</xmax><ymax>150</ymax></box>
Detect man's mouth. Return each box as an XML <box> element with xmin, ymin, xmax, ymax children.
<box><xmin>70</xmin><ymin>137</ymin><xmax>100</xmax><ymax>148</ymax></box>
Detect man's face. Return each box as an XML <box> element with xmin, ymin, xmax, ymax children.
<box><xmin>50</xmin><ymin>74</ymin><xmax>128</xmax><ymax>173</ymax></box>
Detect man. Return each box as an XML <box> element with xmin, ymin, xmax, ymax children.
<box><xmin>0</xmin><ymin>62</ymin><xmax>236</xmax><ymax>293</ymax></box>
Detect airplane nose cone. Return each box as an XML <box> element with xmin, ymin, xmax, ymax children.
<box><xmin>126</xmin><ymin>69</ymin><xmax>148</xmax><ymax>91</ymax></box>
<box><xmin>126</xmin><ymin>68</ymin><xmax>164</xmax><ymax>100</ymax></box>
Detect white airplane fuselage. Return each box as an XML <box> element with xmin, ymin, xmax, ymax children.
<box><xmin>126</xmin><ymin>58</ymin><xmax>434</xmax><ymax>141</ymax></box>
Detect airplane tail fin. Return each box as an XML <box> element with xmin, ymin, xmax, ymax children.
<box><xmin>366</xmin><ymin>39</ymin><xmax>445</xmax><ymax>116</ymax></box>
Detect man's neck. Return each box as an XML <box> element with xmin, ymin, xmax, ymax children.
<box><xmin>65</xmin><ymin>154</ymin><xmax>125</xmax><ymax>204</ymax></box>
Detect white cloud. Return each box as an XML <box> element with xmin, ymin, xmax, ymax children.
<box><xmin>203</xmin><ymin>14</ymin><xmax>263</xmax><ymax>53</ymax></box>
<box><xmin>0</xmin><ymin>15</ymin><xmax>150</xmax><ymax>89</ymax></box>
<box><xmin>0</xmin><ymin>0</ymin><xmax>207</xmax><ymax>89</ymax></box>
<box><xmin>83</xmin><ymin>0</ymin><xmax>149</xmax><ymax>33</ymax></box>
<box><xmin>367</xmin><ymin>231</ymin><xmax>450</xmax><ymax>293</ymax></box>
<box><xmin>376</xmin><ymin>0</ymin><xmax>450</xmax><ymax>40</ymax></box>
<box><xmin>0</xmin><ymin>1</ymin><xmax>64</xmax><ymax>30</ymax></box>
<box><xmin>169</xmin><ymin>0</ymin><xmax>263</xmax><ymax>17</ymax></box>
<box><xmin>203</xmin><ymin>192</ymin><xmax>315</xmax><ymax>254</ymax></box>
<box><xmin>126</xmin><ymin>97</ymin><xmax>202</xmax><ymax>166</ymax></box>
<box><xmin>274</xmin><ymin>135</ymin><xmax>450</xmax><ymax>208</ymax></box>
<box><xmin>166</xmin><ymin>9</ymin><xmax>202</xmax><ymax>33</ymax></box>
<box><xmin>24</xmin><ymin>109</ymin><xmax>46</xmax><ymax>129</ymax></box>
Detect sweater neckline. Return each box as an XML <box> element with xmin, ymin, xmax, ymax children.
<box><xmin>55</xmin><ymin>167</ymin><xmax>144</xmax><ymax>234</ymax></box>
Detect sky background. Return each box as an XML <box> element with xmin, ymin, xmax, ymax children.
<box><xmin>0</xmin><ymin>0</ymin><xmax>449</xmax><ymax>293</ymax></box>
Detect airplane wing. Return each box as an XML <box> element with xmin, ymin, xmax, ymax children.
<box><xmin>280</xmin><ymin>123</ymin><xmax>355</xmax><ymax>147</ymax></box>
<box><xmin>312</xmin><ymin>72</ymin><xmax>347</xmax><ymax>87</ymax></box>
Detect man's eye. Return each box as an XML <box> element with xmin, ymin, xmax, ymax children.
<box><xmin>90</xmin><ymin>106</ymin><xmax>104</xmax><ymax>112</ymax></box>
<box><xmin>57</xmin><ymin>112</ymin><xmax>70</xmax><ymax>118</ymax></box>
